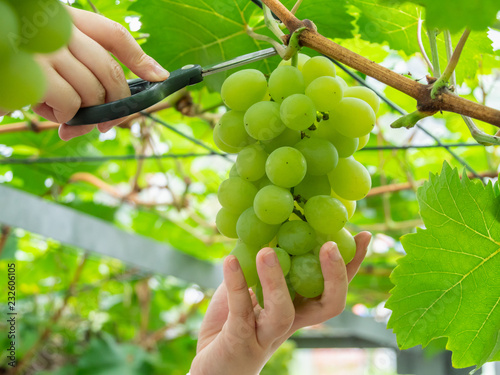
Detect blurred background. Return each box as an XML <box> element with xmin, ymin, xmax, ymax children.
<box><xmin>0</xmin><ymin>0</ymin><xmax>499</xmax><ymax>374</ymax></box>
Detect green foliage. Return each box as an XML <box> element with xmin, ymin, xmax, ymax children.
<box><xmin>75</xmin><ymin>333</ymin><xmax>154</xmax><ymax>375</ymax></box>
<box><xmin>261</xmin><ymin>340</ymin><xmax>296</xmax><ymax>374</ymax></box>
<box><xmin>351</xmin><ymin>0</ymin><xmax>421</xmax><ymax>55</ymax></box>
<box><xmin>386</xmin><ymin>163</ymin><xmax>500</xmax><ymax>369</ymax></box>
<box><xmin>392</xmin><ymin>0</ymin><xmax>500</xmax><ymax>32</ymax></box>
<box><xmin>130</xmin><ymin>0</ymin><xmax>355</xmax><ymax>91</ymax></box>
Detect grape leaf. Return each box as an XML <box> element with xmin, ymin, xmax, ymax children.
<box><xmin>350</xmin><ymin>0</ymin><xmax>421</xmax><ymax>56</ymax></box>
<box><xmin>386</xmin><ymin>162</ymin><xmax>500</xmax><ymax>369</ymax></box>
<box><xmin>352</xmin><ymin>0</ymin><xmax>496</xmax><ymax>84</ymax></box>
<box><xmin>129</xmin><ymin>0</ymin><xmax>353</xmax><ymax>91</ymax></box>
<box><xmin>390</xmin><ymin>0</ymin><xmax>500</xmax><ymax>33</ymax></box>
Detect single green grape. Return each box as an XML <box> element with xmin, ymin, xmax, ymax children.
<box><xmin>273</xmin><ymin>247</ymin><xmax>291</xmax><ymax>276</ymax></box>
<box><xmin>213</xmin><ymin>124</ymin><xmax>242</xmax><ymax>154</ymax></box>
<box><xmin>268</xmin><ymin>66</ymin><xmax>305</xmax><ymax>103</ymax></box>
<box><xmin>277</xmin><ymin>220</ymin><xmax>316</xmax><ymax>255</ymax></box>
<box><xmin>289</xmin><ymin>253</ymin><xmax>324</xmax><ymax>298</ymax></box>
<box><xmin>244</xmin><ymin>101</ymin><xmax>285</xmax><ymax>141</ymax></box>
<box><xmin>0</xmin><ymin>2</ymin><xmax>19</xmax><ymax>56</ymax></box>
<box><xmin>236</xmin><ymin>207</ymin><xmax>280</xmax><ymax>246</ymax></box>
<box><xmin>252</xmin><ymin>275</ymin><xmax>296</xmax><ymax>309</ymax></box>
<box><xmin>254</xmin><ymin>185</ymin><xmax>294</xmax><ymax>225</ymax></box>
<box><xmin>253</xmin><ymin>282</ymin><xmax>264</xmax><ymax>308</ymax></box>
<box><xmin>280</xmin><ymin>94</ymin><xmax>316</xmax><ymax>131</ymax></box>
<box><xmin>294</xmin><ymin>174</ymin><xmax>331</xmax><ymax>202</ymax></box>
<box><xmin>327</xmin><ymin>228</ymin><xmax>356</xmax><ymax>264</ymax></box>
<box><xmin>330</xmin><ymin>98</ymin><xmax>375</xmax><ymax>138</ymax></box>
<box><xmin>305</xmin><ymin>76</ymin><xmax>343</xmax><ymax>112</ymax></box>
<box><xmin>331</xmin><ymin>190</ymin><xmax>356</xmax><ymax>219</ymax></box>
<box><xmin>229</xmin><ymin>163</ymin><xmax>240</xmax><ymax>177</ymax></box>
<box><xmin>314</xmin><ymin>119</ymin><xmax>359</xmax><ymax>158</ymax></box>
<box><xmin>0</xmin><ymin>52</ymin><xmax>46</xmax><ymax>111</ymax></box>
<box><xmin>266</xmin><ymin>146</ymin><xmax>307</xmax><ymax>188</ymax></box>
<box><xmin>13</xmin><ymin>0</ymin><xmax>72</xmax><ymax>53</ymax></box>
<box><xmin>336</xmin><ymin>76</ymin><xmax>348</xmax><ymax>90</ymax></box>
<box><xmin>357</xmin><ymin>133</ymin><xmax>370</xmax><ymax>150</ymax></box>
<box><xmin>304</xmin><ymin>195</ymin><xmax>347</xmax><ymax>234</ymax></box>
<box><xmin>328</xmin><ymin>156</ymin><xmax>371</xmax><ymax>200</ymax></box>
<box><xmin>295</xmin><ymin>137</ymin><xmax>338</xmax><ymax>176</ymax></box>
<box><xmin>221</xmin><ymin>69</ymin><xmax>267</xmax><ymax>111</ymax></box>
<box><xmin>218</xmin><ymin>177</ymin><xmax>258</xmax><ymax>214</ymax></box>
<box><xmin>302</xmin><ymin>56</ymin><xmax>336</xmax><ymax>86</ymax></box>
<box><xmin>230</xmin><ymin>241</ymin><xmax>260</xmax><ymax>286</ymax></box>
<box><xmin>261</xmin><ymin>127</ymin><xmax>301</xmax><ymax>153</ymax></box>
<box><xmin>344</xmin><ymin>86</ymin><xmax>380</xmax><ymax>114</ymax></box>
<box><xmin>216</xmin><ymin>208</ymin><xmax>240</xmax><ymax>238</ymax></box>
<box><xmin>218</xmin><ymin>110</ymin><xmax>256</xmax><ymax>148</ymax></box>
<box><xmin>254</xmin><ymin>175</ymin><xmax>273</xmax><ymax>190</ymax></box>
<box><xmin>236</xmin><ymin>144</ymin><xmax>268</xmax><ymax>182</ymax></box>
<box><xmin>278</xmin><ymin>53</ymin><xmax>310</xmax><ymax>71</ymax></box>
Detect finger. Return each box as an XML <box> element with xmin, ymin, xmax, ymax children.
<box><xmin>33</xmin><ymin>103</ymin><xmax>57</xmax><ymax>123</ymax></box>
<box><xmin>58</xmin><ymin>123</ymin><xmax>96</xmax><ymax>141</ymax></box>
<box><xmin>223</xmin><ymin>255</ymin><xmax>255</xmax><ymax>326</ymax></box>
<box><xmin>67</xmin><ymin>7</ymin><xmax>169</xmax><ymax>82</ymax></box>
<box><xmin>249</xmin><ymin>287</ymin><xmax>260</xmax><ymax>309</ymax></box>
<box><xmin>346</xmin><ymin>231</ymin><xmax>371</xmax><ymax>282</ymax></box>
<box><xmin>38</xmin><ymin>65</ymin><xmax>82</xmax><ymax>125</ymax></box>
<box><xmin>67</xmin><ymin>27</ymin><xmax>131</xmax><ymax>132</ymax></box>
<box><xmin>38</xmin><ymin>47</ymin><xmax>107</xmax><ymax>140</ymax></box>
<box><xmin>255</xmin><ymin>248</ymin><xmax>295</xmax><ymax>346</ymax></box>
<box><xmin>48</xmin><ymin>47</ymin><xmax>106</xmax><ymax>108</ymax></box>
<box><xmin>196</xmin><ymin>282</ymin><xmax>229</xmax><ymax>352</ymax></box>
<box><xmin>320</xmin><ymin>242</ymin><xmax>348</xmax><ymax>309</ymax></box>
<box><xmin>291</xmin><ymin>242</ymin><xmax>348</xmax><ymax>331</ymax></box>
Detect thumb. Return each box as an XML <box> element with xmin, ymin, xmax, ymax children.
<box><xmin>67</xmin><ymin>7</ymin><xmax>169</xmax><ymax>82</ymax></box>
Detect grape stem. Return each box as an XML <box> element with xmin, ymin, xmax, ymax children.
<box><xmin>426</xmin><ymin>26</ymin><xmax>441</xmax><ymax>78</ymax></box>
<box><xmin>245</xmin><ymin>26</ymin><xmax>286</xmax><ymax>56</ymax></box>
<box><xmin>390</xmin><ymin>110</ymin><xmax>434</xmax><ymax>129</ymax></box>
<box><xmin>293</xmin><ymin>208</ymin><xmax>307</xmax><ymax>221</ymax></box>
<box><xmin>259</xmin><ymin>0</ymin><xmax>500</xmax><ymax>128</ymax></box>
<box><xmin>283</xmin><ymin>26</ymin><xmax>306</xmax><ymax>60</ymax></box>
<box><xmin>431</xmin><ymin>29</ymin><xmax>470</xmax><ymax>99</ymax></box>
<box><xmin>263</xmin><ymin>4</ymin><xmax>285</xmax><ymax>39</ymax></box>
<box><xmin>441</xmin><ymin>30</ymin><xmax>500</xmax><ymax>145</ymax></box>
<box><xmin>417</xmin><ymin>16</ymin><xmax>433</xmax><ymax>72</ymax></box>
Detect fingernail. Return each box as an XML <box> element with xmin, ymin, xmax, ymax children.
<box><xmin>98</xmin><ymin>122</ymin><xmax>115</xmax><ymax>133</ymax></box>
<box><xmin>264</xmin><ymin>249</ymin><xmax>277</xmax><ymax>267</ymax></box>
<box><xmin>151</xmin><ymin>59</ymin><xmax>169</xmax><ymax>80</ymax></box>
<box><xmin>228</xmin><ymin>256</ymin><xmax>240</xmax><ymax>272</ymax></box>
<box><xmin>328</xmin><ymin>242</ymin><xmax>341</xmax><ymax>261</ymax></box>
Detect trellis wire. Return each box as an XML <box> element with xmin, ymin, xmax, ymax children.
<box><xmin>0</xmin><ymin>143</ymin><xmax>483</xmax><ymax>165</ymax></box>
<box><xmin>141</xmin><ymin>112</ymin><xmax>232</xmax><ymax>161</ymax></box>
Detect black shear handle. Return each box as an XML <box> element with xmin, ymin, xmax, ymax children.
<box><xmin>67</xmin><ymin>65</ymin><xmax>203</xmax><ymax>126</ymax></box>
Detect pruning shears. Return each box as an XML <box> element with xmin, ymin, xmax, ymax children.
<box><xmin>67</xmin><ymin>47</ymin><xmax>278</xmax><ymax>126</ymax></box>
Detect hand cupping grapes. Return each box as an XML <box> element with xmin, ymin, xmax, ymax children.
<box><xmin>214</xmin><ymin>54</ymin><xmax>378</xmax><ymax>301</ymax></box>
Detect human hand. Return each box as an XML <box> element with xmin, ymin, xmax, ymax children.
<box><xmin>33</xmin><ymin>7</ymin><xmax>169</xmax><ymax>141</ymax></box>
<box><xmin>191</xmin><ymin>232</ymin><xmax>371</xmax><ymax>375</ymax></box>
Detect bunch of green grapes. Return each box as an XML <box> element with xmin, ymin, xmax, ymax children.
<box><xmin>214</xmin><ymin>54</ymin><xmax>378</xmax><ymax>305</ymax></box>
<box><xmin>0</xmin><ymin>0</ymin><xmax>72</xmax><ymax>111</ymax></box>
